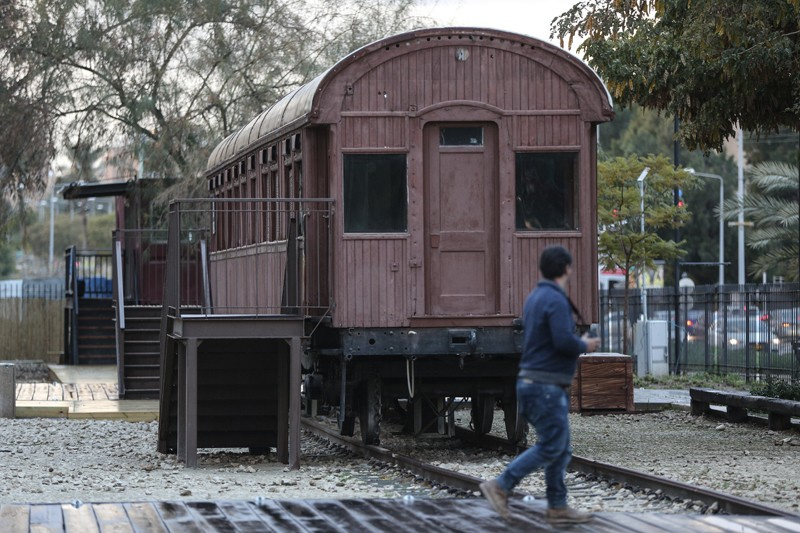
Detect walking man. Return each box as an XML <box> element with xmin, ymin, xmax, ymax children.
<box><xmin>480</xmin><ymin>245</ymin><xmax>600</xmax><ymax>525</ymax></box>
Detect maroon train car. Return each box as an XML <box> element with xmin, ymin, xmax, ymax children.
<box><xmin>205</xmin><ymin>27</ymin><xmax>613</xmax><ymax>444</ymax></box>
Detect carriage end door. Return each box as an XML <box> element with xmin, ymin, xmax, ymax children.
<box><xmin>423</xmin><ymin>123</ymin><xmax>499</xmax><ymax>316</ymax></box>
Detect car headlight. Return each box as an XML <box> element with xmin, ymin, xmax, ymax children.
<box><xmin>729</xmin><ymin>338</ymin><xmax>739</xmax><ymax>346</ymax></box>
<box><xmin>773</xmin><ymin>337</ymin><xmax>781</xmax><ymax>345</ymax></box>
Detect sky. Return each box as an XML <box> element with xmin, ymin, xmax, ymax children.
<box><xmin>412</xmin><ymin>0</ymin><xmax>577</xmax><ymax>47</ymax></box>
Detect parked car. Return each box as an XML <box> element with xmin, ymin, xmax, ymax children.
<box><xmin>708</xmin><ymin>315</ymin><xmax>780</xmax><ymax>352</ymax></box>
<box><xmin>685</xmin><ymin>310</ymin><xmax>706</xmax><ymax>341</ymax></box>
<box><xmin>774</xmin><ymin>308</ymin><xmax>800</xmax><ymax>343</ymax></box>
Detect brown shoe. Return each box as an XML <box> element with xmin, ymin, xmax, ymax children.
<box><xmin>546</xmin><ymin>506</ymin><xmax>592</xmax><ymax>525</ymax></box>
<box><xmin>479</xmin><ymin>479</ymin><xmax>511</xmax><ymax>520</ymax></box>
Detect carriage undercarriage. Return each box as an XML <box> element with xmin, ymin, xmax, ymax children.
<box><xmin>305</xmin><ymin>326</ymin><xmax>529</xmax><ymax>445</ymax></box>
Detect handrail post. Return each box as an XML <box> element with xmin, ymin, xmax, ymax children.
<box><xmin>200</xmin><ymin>238</ymin><xmax>211</xmax><ymax>314</ymax></box>
<box><xmin>113</xmin><ymin>234</ymin><xmax>126</xmax><ymax>396</ymax></box>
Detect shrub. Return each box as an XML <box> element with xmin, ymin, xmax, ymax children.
<box><xmin>750</xmin><ymin>378</ymin><xmax>800</xmax><ymax>401</ymax></box>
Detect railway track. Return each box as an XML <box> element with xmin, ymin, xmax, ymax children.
<box><xmin>301</xmin><ymin>417</ymin><xmax>800</xmax><ymax>519</ymax></box>
<box><xmin>454</xmin><ymin>427</ymin><xmax>799</xmax><ymax>518</ymax></box>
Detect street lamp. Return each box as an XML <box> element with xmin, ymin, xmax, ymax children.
<box><xmin>638</xmin><ymin>167</ymin><xmax>650</xmax><ymax>321</ymax></box>
<box><xmin>686</xmin><ymin>169</ymin><xmax>725</xmax><ymax>286</ymax></box>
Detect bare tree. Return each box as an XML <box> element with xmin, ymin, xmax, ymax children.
<box><xmin>0</xmin><ymin>1</ymin><xmax>59</xmax><ymax>246</ymax></box>
<box><xmin>25</xmin><ymin>0</ymin><xmax>425</xmax><ymax>195</ymax></box>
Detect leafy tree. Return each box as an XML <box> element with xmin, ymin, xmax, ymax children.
<box><xmin>0</xmin><ymin>243</ymin><xmax>14</xmax><ymax>278</ymax></box>
<box><xmin>1</xmin><ymin>1</ymin><xmax>60</xmax><ymax>246</ymax></box>
<box><xmin>600</xmin><ymin>105</ymin><xmax>741</xmax><ymax>284</ymax></box>
<box><xmin>553</xmin><ymin>0</ymin><xmax>800</xmax><ymax>152</ymax></box>
<box><xmin>25</xmin><ymin>0</ymin><xmax>424</xmax><ymax>195</ymax></box>
<box><xmin>27</xmin><ymin>212</ymin><xmax>116</xmax><ymax>262</ymax></box>
<box><xmin>598</xmin><ymin>154</ymin><xmax>696</xmax><ymax>352</ymax></box>
<box><xmin>722</xmin><ymin>162</ymin><xmax>799</xmax><ymax>281</ymax></box>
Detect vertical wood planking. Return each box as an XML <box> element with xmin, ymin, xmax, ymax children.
<box><xmin>335</xmin><ymin>239</ymin><xmax>408</xmax><ymax>327</ymax></box>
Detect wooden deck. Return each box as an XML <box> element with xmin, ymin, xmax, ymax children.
<box><xmin>1</xmin><ymin>498</ymin><xmax>799</xmax><ymax>532</ymax></box>
<box><xmin>13</xmin><ymin>365</ymin><xmax>158</xmax><ymax>421</ymax></box>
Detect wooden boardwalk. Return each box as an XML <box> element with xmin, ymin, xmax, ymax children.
<box><xmin>15</xmin><ymin>381</ymin><xmax>118</xmax><ymax>402</ymax></box>
<box><xmin>13</xmin><ymin>365</ymin><xmax>157</xmax><ymax>421</ymax></box>
<box><xmin>2</xmin><ymin>498</ymin><xmax>799</xmax><ymax>532</ymax></box>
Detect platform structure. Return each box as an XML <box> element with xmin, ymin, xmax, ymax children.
<box><xmin>159</xmin><ymin>314</ymin><xmax>304</xmax><ymax>470</ymax></box>
<box><xmin>2</xmin><ymin>498</ymin><xmax>800</xmax><ymax>532</ymax></box>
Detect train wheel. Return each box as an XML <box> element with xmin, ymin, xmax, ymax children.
<box><xmin>502</xmin><ymin>394</ymin><xmax>528</xmax><ymax>445</ymax></box>
<box><xmin>471</xmin><ymin>394</ymin><xmax>494</xmax><ymax>434</ymax></box>
<box><xmin>339</xmin><ymin>413</ymin><xmax>356</xmax><ymax>437</ymax></box>
<box><xmin>358</xmin><ymin>377</ymin><xmax>382</xmax><ymax>445</ymax></box>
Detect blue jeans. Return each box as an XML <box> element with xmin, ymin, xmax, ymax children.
<box><xmin>495</xmin><ymin>380</ymin><xmax>572</xmax><ymax>508</ymax></box>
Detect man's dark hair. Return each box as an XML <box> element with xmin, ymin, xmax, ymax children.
<box><xmin>539</xmin><ymin>245</ymin><xmax>573</xmax><ymax>280</ymax></box>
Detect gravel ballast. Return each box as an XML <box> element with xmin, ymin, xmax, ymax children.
<box><xmin>1</xmin><ymin>408</ymin><xmax>798</xmax><ymax>513</ymax></box>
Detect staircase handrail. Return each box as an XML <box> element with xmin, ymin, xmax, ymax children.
<box><xmin>200</xmin><ymin>238</ymin><xmax>212</xmax><ymax>313</ymax></box>
<box><xmin>114</xmin><ymin>237</ymin><xmax>126</xmax><ymax>331</ymax></box>
<box><xmin>64</xmin><ymin>246</ymin><xmax>79</xmax><ymax>364</ymax></box>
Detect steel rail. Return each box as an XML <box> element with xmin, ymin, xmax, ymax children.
<box><xmin>302</xmin><ymin>418</ymin><xmax>484</xmax><ymax>494</ymax></box>
<box><xmin>454</xmin><ymin>427</ymin><xmax>800</xmax><ymax>518</ymax></box>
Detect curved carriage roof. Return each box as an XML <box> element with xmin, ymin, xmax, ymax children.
<box><xmin>207</xmin><ymin>27</ymin><xmax>613</xmax><ymax>173</ymax></box>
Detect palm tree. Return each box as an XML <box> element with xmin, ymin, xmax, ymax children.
<box><xmin>723</xmin><ymin>162</ymin><xmax>799</xmax><ymax>281</ymax></box>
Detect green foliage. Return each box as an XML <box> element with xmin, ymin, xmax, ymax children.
<box><xmin>722</xmin><ymin>162</ymin><xmax>799</xmax><ymax>281</ymax></box>
<box><xmin>0</xmin><ymin>243</ymin><xmax>14</xmax><ymax>278</ymax></box>
<box><xmin>599</xmin><ymin>105</ymin><xmax>742</xmax><ymax>284</ymax></box>
<box><xmin>598</xmin><ymin>154</ymin><xmax>696</xmax><ymax>277</ymax></box>
<box><xmin>553</xmin><ymin>0</ymin><xmax>800</xmax><ymax>152</ymax></box>
<box><xmin>598</xmin><ymin>153</ymin><xmax>697</xmax><ymax>352</ymax></box>
<box><xmin>750</xmin><ymin>377</ymin><xmax>800</xmax><ymax>401</ymax></box>
<box><xmin>27</xmin><ymin>213</ymin><xmax>116</xmax><ymax>259</ymax></box>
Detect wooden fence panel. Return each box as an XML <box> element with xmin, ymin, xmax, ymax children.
<box><xmin>0</xmin><ymin>298</ymin><xmax>63</xmax><ymax>362</ymax></box>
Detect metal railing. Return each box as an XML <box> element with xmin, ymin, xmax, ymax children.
<box><xmin>63</xmin><ymin>247</ymin><xmax>113</xmax><ymax>364</ymax></box>
<box><xmin>162</xmin><ymin>198</ymin><xmax>333</xmax><ymax>317</ymax></box>
<box><xmin>113</xmin><ymin>229</ymin><xmax>180</xmax><ymax>306</ymax></box>
<box><xmin>600</xmin><ymin>283</ymin><xmax>800</xmax><ymax>383</ymax></box>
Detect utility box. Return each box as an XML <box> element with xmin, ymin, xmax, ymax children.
<box><xmin>570</xmin><ymin>354</ymin><xmax>634</xmax><ymax>413</ymax></box>
<box><xmin>634</xmin><ymin>320</ymin><xmax>669</xmax><ymax>377</ymax></box>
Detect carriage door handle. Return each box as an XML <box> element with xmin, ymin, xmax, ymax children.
<box><xmin>430</xmin><ymin>234</ymin><xmax>440</xmax><ymax>248</ymax></box>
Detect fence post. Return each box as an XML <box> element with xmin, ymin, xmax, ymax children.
<box><xmin>0</xmin><ymin>363</ymin><xmax>15</xmax><ymax>418</ymax></box>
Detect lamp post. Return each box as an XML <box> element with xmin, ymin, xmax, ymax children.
<box><xmin>48</xmin><ymin>193</ymin><xmax>55</xmax><ymax>275</ymax></box>
<box><xmin>637</xmin><ymin>167</ymin><xmax>650</xmax><ymax>321</ymax></box>
<box><xmin>687</xmin><ymin>169</ymin><xmax>725</xmax><ymax>286</ymax></box>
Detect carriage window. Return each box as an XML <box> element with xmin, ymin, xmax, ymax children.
<box><xmin>515</xmin><ymin>152</ymin><xmax>578</xmax><ymax>230</ymax></box>
<box><xmin>440</xmin><ymin>127</ymin><xmax>483</xmax><ymax>146</ymax></box>
<box><xmin>344</xmin><ymin>154</ymin><xmax>407</xmax><ymax>233</ymax></box>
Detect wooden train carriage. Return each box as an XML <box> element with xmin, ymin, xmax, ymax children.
<box><xmin>205</xmin><ymin>27</ymin><xmax>613</xmax><ymax>443</ymax></box>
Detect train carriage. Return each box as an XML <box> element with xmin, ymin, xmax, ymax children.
<box><xmin>204</xmin><ymin>27</ymin><xmax>613</xmax><ymax>444</ymax></box>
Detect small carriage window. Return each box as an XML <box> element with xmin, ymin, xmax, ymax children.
<box><xmin>440</xmin><ymin>127</ymin><xmax>483</xmax><ymax>146</ymax></box>
<box><xmin>515</xmin><ymin>152</ymin><xmax>578</xmax><ymax>230</ymax></box>
<box><xmin>344</xmin><ymin>154</ymin><xmax>407</xmax><ymax>233</ymax></box>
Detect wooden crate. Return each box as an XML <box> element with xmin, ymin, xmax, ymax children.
<box><xmin>570</xmin><ymin>353</ymin><xmax>634</xmax><ymax>413</ymax></box>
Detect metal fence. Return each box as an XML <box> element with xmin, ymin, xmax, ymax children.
<box><xmin>163</xmin><ymin>198</ymin><xmax>333</xmax><ymax>316</ymax></box>
<box><xmin>600</xmin><ymin>283</ymin><xmax>800</xmax><ymax>383</ymax></box>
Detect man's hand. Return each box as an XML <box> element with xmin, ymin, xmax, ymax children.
<box><xmin>581</xmin><ymin>333</ymin><xmax>600</xmax><ymax>353</ymax></box>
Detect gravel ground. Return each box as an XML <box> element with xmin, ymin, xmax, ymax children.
<box><xmin>1</xmin><ymin>408</ymin><xmax>798</xmax><ymax>513</ymax></box>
